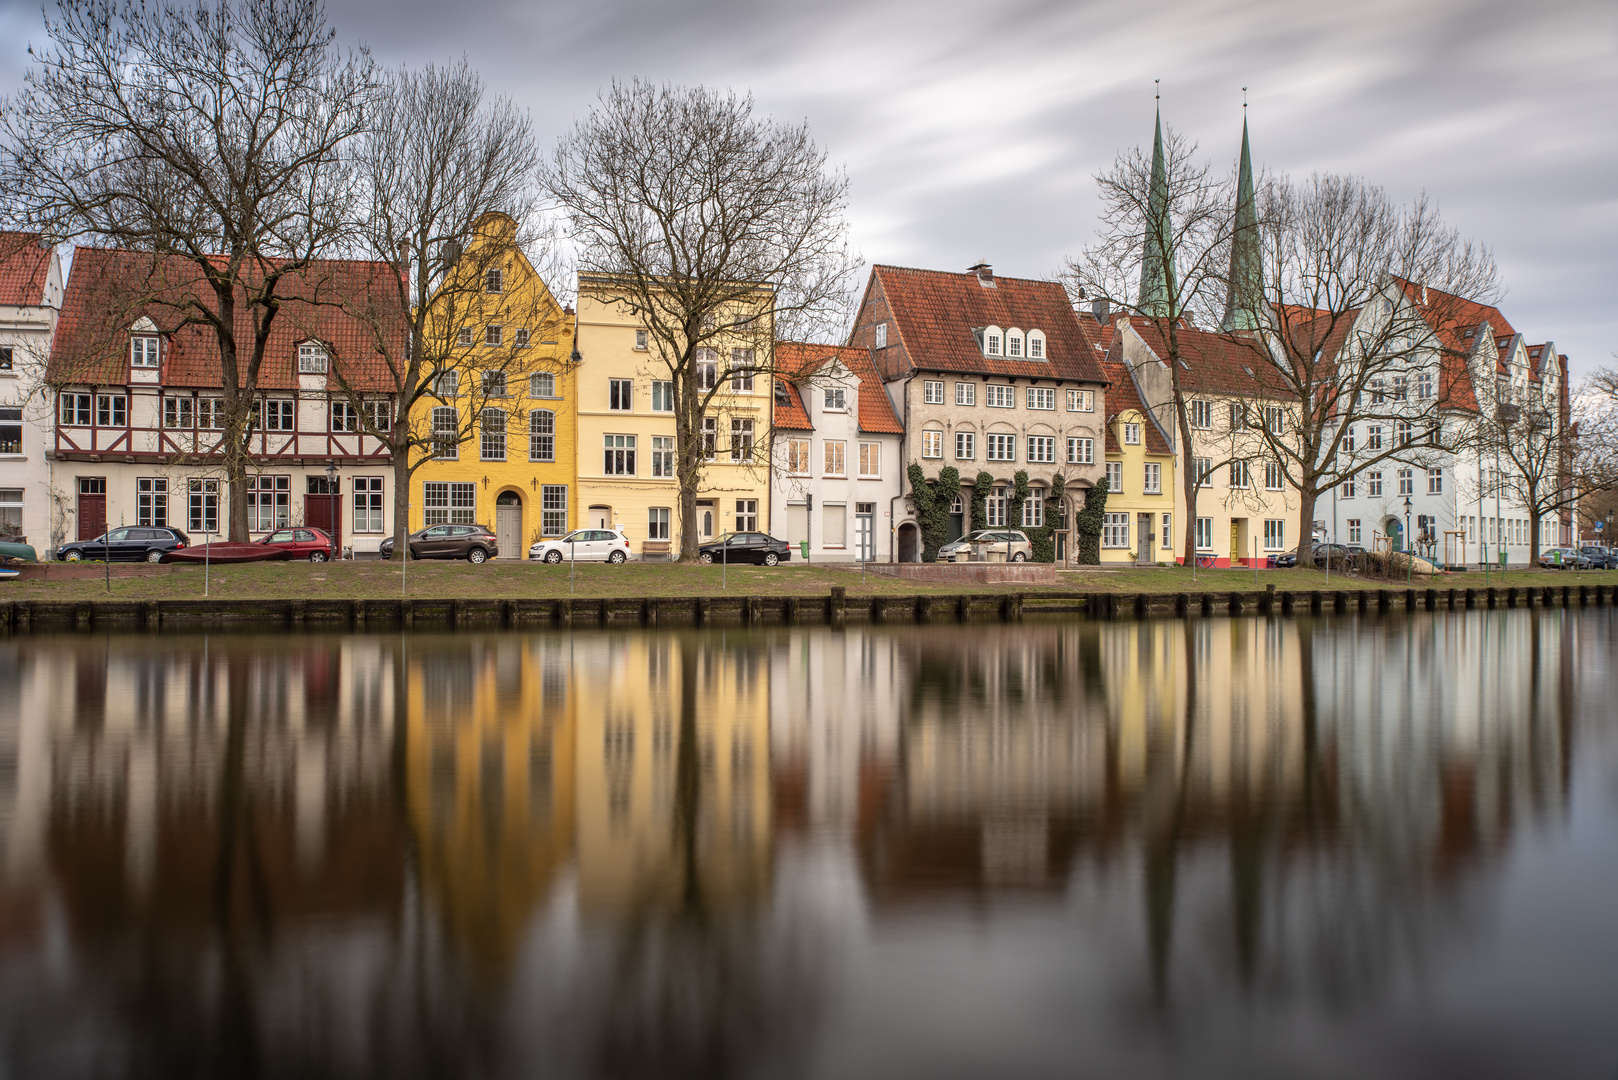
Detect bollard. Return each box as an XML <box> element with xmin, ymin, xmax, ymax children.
<box><xmin>829</xmin><ymin>587</ymin><xmax>846</xmax><ymax>627</ymax></box>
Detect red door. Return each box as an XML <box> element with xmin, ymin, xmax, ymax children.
<box><xmin>77</xmin><ymin>477</ymin><xmax>106</xmax><ymax>540</ymax></box>
<box><xmin>304</xmin><ymin>493</ymin><xmax>340</xmax><ymax>537</ymax></box>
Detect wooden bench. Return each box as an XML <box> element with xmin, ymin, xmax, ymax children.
<box><xmin>641</xmin><ymin>541</ymin><xmax>672</xmax><ymax>563</ymax></box>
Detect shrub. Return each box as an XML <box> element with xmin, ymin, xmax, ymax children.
<box><xmin>1075</xmin><ymin>478</ymin><xmax>1109</xmax><ymax>565</ymax></box>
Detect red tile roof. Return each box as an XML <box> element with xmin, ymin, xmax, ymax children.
<box><xmin>0</xmin><ymin>232</ymin><xmax>52</xmax><ymax>307</ymax></box>
<box><xmin>48</xmin><ymin>247</ymin><xmax>408</xmax><ymax>391</ymax></box>
<box><xmin>774</xmin><ymin>341</ymin><xmax>904</xmax><ymax>435</ymax></box>
<box><xmin>1396</xmin><ymin>279</ymin><xmax>1517</xmax><ymax>414</ymax></box>
<box><xmin>866</xmin><ymin>265</ymin><xmax>1108</xmax><ymax>384</ymax></box>
<box><xmin>1099</xmin><ymin>356</ymin><xmax>1174</xmax><ymax>456</ymax></box>
<box><xmin>1126</xmin><ymin>319</ymin><xmax>1298</xmax><ymax>400</ymax></box>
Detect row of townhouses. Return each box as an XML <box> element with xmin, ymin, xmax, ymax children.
<box><xmin>0</xmin><ymin>116</ymin><xmax>1576</xmax><ymax>565</ymax></box>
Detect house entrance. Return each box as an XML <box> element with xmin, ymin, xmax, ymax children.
<box><xmin>77</xmin><ymin>477</ymin><xmax>106</xmax><ymax>540</ymax></box>
<box><xmin>947</xmin><ymin>496</ymin><xmax>964</xmax><ymax>543</ymax></box>
<box><xmin>1230</xmin><ymin>519</ymin><xmax>1244</xmax><ymax>565</ymax></box>
<box><xmin>589</xmin><ymin>505</ymin><xmax>612</xmax><ymax>531</ymax></box>
<box><xmin>855</xmin><ymin>503</ymin><xmax>875</xmax><ymax>562</ymax></box>
<box><xmin>1137</xmin><ymin>513</ymin><xmax>1155</xmax><ymax>565</ymax></box>
<box><xmin>897</xmin><ymin>522</ymin><xmax>919</xmax><ymax>563</ymax></box>
<box><xmin>496</xmin><ymin>492</ymin><xmax>522</xmax><ymax>559</ymax></box>
<box><xmin>305</xmin><ymin>476</ymin><xmax>340</xmax><ymax>538</ymax></box>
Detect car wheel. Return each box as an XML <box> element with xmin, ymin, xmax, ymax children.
<box><xmin>763</xmin><ymin>552</ymin><xmax>779</xmax><ymax>566</ymax></box>
<box><xmin>146</xmin><ymin>550</ymin><xmax>164</xmax><ymax>563</ymax></box>
<box><xmin>699</xmin><ymin>552</ymin><xmax>714</xmax><ymax>564</ymax></box>
<box><xmin>64</xmin><ymin>550</ymin><xmax>82</xmax><ymax>562</ymax></box>
<box><xmin>309</xmin><ymin>550</ymin><xmax>328</xmax><ymax>563</ymax></box>
<box><xmin>608</xmin><ymin>550</ymin><xmax>626</xmax><ymax>564</ymax></box>
<box><xmin>544</xmin><ymin>549</ymin><xmax>563</xmax><ymax>564</ymax></box>
<box><xmin>467</xmin><ymin>547</ymin><xmax>488</xmax><ymax>564</ymax></box>
<box><xmin>1011</xmin><ymin>552</ymin><xmax>1026</xmax><ymax>562</ymax></box>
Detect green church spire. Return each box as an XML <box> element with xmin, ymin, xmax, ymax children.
<box><xmin>1138</xmin><ymin>105</ymin><xmax>1177</xmax><ymax>317</ymax></box>
<box><xmin>1221</xmin><ymin>114</ymin><xmax>1261</xmax><ymax>332</ymax></box>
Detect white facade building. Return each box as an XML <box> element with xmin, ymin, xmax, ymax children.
<box><xmin>770</xmin><ymin>343</ymin><xmax>905</xmax><ymax>562</ymax></box>
<box><xmin>0</xmin><ymin>233</ymin><xmax>64</xmax><ymax>553</ymax></box>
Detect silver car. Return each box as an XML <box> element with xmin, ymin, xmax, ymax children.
<box><xmin>937</xmin><ymin>529</ymin><xmax>1034</xmax><ymax>562</ymax></box>
<box><xmin>529</xmin><ymin>528</ymin><xmax>632</xmax><ymax>564</ymax></box>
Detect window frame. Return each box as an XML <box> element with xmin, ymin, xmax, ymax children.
<box><xmin>1067</xmin><ymin>437</ymin><xmax>1094</xmax><ymax>465</ymax></box>
<box><xmin>1026</xmin><ymin>387</ymin><xmax>1055</xmax><ymax>411</ymax></box>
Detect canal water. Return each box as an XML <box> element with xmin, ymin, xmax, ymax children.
<box><xmin>1</xmin><ymin>611</ymin><xmax>1615</xmax><ymax>1079</ymax></box>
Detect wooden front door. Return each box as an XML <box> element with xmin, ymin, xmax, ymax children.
<box><xmin>77</xmin><ymin>477</ymin><xmax>106</xmax><ymax>540</ymax></box>
<box><xmin>588</xmin><ymin>505</ymin><xmax>611</xmax><ymax>531</ymax></box>
<box><xmin>1230</xmin><ymin>520</ymin><xmax>1243</xmax><ymax>565</ymax></box>
<box><xmin>304</xmin><ymin>477</ymin><xmax>339</xmax><ymax>537</ymax></box>
<box><xmin>1138</xmin><ymin>513</ymin><xmax>1154</xmax><ymax>565</ymax></box>
<box><xmin>496</xmin><ymin>493</ymin><xmax>522</xmax><ymax>559</ymax></box>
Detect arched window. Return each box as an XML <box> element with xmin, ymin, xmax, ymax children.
<box><xmin>1005</xmin><ymin>328</ymin><xmax>1025</xmax><ymax>358</ymax></box>
<box><xmin>982</xmin><ymin>325</ymin><xmax>1003</xmax><ymax>357</ymax></box>
<box><xmin>1026</xmin><ymin>330</ymin><xmax>1046</xmax><ymax>359</ymax></box>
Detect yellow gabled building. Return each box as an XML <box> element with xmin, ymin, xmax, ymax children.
<box><xmin>409</xmin><ymin>215</ymin><xmax>577</xmax><ymax>556</ymax></box>
<box><xmin>1098</xmin><ymin>356</ymin><xmax>1178</xmax><ymax>564</ymax></box>
<box><xmin>573</xmin><ymin>275</ymin><xmax>773</xmax><ymax>558</ymax></box>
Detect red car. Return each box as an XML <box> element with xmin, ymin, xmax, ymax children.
<box><xmin>262</xmin><ymin>527</ymin><xmax>335</xmax><ymax>562</ymax></box>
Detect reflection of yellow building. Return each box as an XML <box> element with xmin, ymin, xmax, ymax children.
<box><xmin>405</xmin><ymin>637</ymin><xmax>576</xmax><ymax>974</ymax></box>
<box><xmin>572</xmin><ymin>635</ymin><xmax>772</xmax><ymax>912</ymax></box>
<box><xmin>409</xmin><ymin>215</ymin><xmax>577</xmax><ymax>553</ymax></box>
<box><xmin>574</xmin><ymin>278</ymin><xmax>774</xmax><ymax>557</ymax></box>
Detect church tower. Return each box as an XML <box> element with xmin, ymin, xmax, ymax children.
<box><xmin>1138</xmin><ymin>106</ymin><xmax>1176</xmax><ymax>317</ymax></box>
<box><xmin>1221</xmin><ymin>114</ymin><xmax>1261</xmax><ymax>332</ymax></box>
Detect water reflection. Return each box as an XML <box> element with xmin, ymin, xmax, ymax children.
<box><xmin>0</xmin><ymin>610</ymin><xmax>1612</xmax><ymax>1078</ymax></box>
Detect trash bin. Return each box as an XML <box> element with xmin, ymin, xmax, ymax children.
<box><xmin>800</xmin><ymin>540</ymin><xmax>809</xmax><ymax>561</ymax></box>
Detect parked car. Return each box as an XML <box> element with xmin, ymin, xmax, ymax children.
<box><xmin>1269</xmin><ymin>549</ymin><xmax>1298</xmax><ymax>568</ymax></box>
<box><xmin>1540</xmin><ymin>547</ymin><xmax>1591</xmax><ymax>569</ymax></box>
<box><xmin>696</xmin><ymin>532</ymin><xmax>793</xmax><ymax>566</ymax></box>
<box><xmin>261</xmin><ymin>527</ymin><xmax>335</xmax><ymax>562</ymax></box>
<box><xmin>57</xmin><ymin>526</ymin><xmax>191</xmax><ymax>563</ymax></box>
<box><xmin>1577</xmin><ymin>545</ymin><xmax>1617</xmax><ymax>569</ymax></box>
<box><xmin>937</xmin><ymin>530</ymin><xmax>1033</xmax><ymax>562</ymax></box>
<box><xmin>379</xmin><ymin>524</ymin><xmax>498</xmax><ymax>563</ymax></box>
<box><xmin>529</xmin><ymin>528</ymin><xmax>632</xmax><ymax>564</ymax></box>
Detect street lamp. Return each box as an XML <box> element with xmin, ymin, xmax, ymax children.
<box><xmin>1403</xmin><ymin>495</ymin><xmax>1413</xmax><ymax>583</ymax></box>
<box><xmin>325</xmin><ymin>461</ymin><xmax>340</xmax><ymax>557</ymax></box>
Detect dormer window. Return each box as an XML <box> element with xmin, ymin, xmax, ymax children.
<box><xmin>298</xmin><ymin>342</ymin><xmax>328</xmax><ymax>374</ymax></box>
<box><xmin>131</xmin><ymin>336</ymin><xmax>160</xmax><ymax>368</ymax></box>
<box><xmin>485</xmin><ymin>267</ymin><xmax>503</xmax><ymax>294</ymax></box>
<box><xmin>1027</xmin><ymin>330</ymin><xmax>1046</xmax><ymax>359</ymax></box>
<box><xmin>1006</xmin><ymin>329</ymin><xmax>1024</xmax><ymax>357</ymax></box>
<box><xmin>981</xmin><ymin>326</ymin><xmax>1003</xmax><ymax>357</ymax></box>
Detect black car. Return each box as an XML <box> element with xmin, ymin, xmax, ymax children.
<box><xmin>1578</xmin><ymin>545</ymin><xmax>1618</xmax><ymax>569</ymax></box>
<box><xmin>379</xmin><ymin>524</ymin><xmax>499</xmax><ymax>563</ymax></box>
<box><xmin>697</xmin><ymin>532</ymin><xmax>792</xmax><ymax>566</ymax></box>
<box><xmin>58</xmin><ymin>526</ymin><xmax>192</xmax><ymax>563</ymax></box>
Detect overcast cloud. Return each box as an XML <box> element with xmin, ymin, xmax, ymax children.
<box><xmin>2</xmin><ymin>0</ymin><xmax>1613</xmax><ymax>374</ymax></box>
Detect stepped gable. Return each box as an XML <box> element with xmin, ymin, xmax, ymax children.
<box><xmin>870</xmin><ymin>264</ymin><xmax>1108</xmax><ymax>384</ymax></box>
<box><xmin>0</xmin><ymin>232</ymin><xmax>52</xmax><ymax>306</ymax></box>
<box><xmin>1099</xmin><ymin>353</ymin><xmax>1173</xmax><ymax>456</ymax></box>
<box><xmin>775</xmin><ymin>340</ymin><xmax>904</xmax><ymax>435</ymax></box>
<box><xmin>47</xmin><ymin>246</ymin><xmax>407</xmax><ymax>390</ymax></box>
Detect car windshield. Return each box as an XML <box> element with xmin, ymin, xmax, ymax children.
<box><xmin>560</xmin><ymin>531</ymin><xmax>590</xmax><ymax>542</ymax></box>
<box><xmin>713</xmin><ymin>533</ymin><xmax>741</xmax><ymax>544</ymax></box>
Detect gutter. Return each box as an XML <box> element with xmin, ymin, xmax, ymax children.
<box><xmin>890</xmin><ymin>370</ymin><xmax>915</xmax><ymax>561</ymax></box>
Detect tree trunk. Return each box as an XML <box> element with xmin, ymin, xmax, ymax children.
<box><xmin>224</xmin><ymin>393</ymin><xmax>251</xmax><ymax>542</ymax></box>
<box><xmin>1525</xmin><ymin>479</ymin><xmax>1540</xmax><ymax>567</ymax></box>
<box><xmin>1296</xmin><ymin>487</ymin><xmax>1318</xmax><ymax>570</ymax></box>
<box><xmin>676</xmin><ymin>369</ymin><xmax>701</xmax><ymax>562</ymax></box>
<box><xmin>392</xmin><ymin>439</ymin><xmax>412</xmax><ymax>560</ymax></box>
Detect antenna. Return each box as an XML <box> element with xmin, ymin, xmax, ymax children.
<box><xmin>1155</xmin><ymin>78</ymin><xmax>1160</xmax><ymax>103</ymax></box>
<box><xmin>1242</xmin><ymin>86</ymin><xmax>1248</xmax><ymax>111</ymax></box>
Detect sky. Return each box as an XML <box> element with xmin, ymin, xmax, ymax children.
<box><xmin>2</xmin><ymin>0</ymin><xmax>1614</xmax><ymax>377</ymax></box>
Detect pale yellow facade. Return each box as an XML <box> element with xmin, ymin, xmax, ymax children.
<box><xmin>574</xmin><ymin>277</ymin><xmax>773</xmax><ymax>558</ymax></box>
<box><xmin>1100</xmin><ymin>407</ymin><xmax>1179</xmax><ymax>565</ymax></box>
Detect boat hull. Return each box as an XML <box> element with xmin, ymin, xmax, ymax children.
<box><xmin>162</xmin><ymin>545</ymin><xmax>292</xmax><ymax>564</ymax></box>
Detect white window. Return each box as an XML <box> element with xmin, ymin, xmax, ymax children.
<box><xmin>330</xmin><ymin>401</ymin><xmax>360</xmax><ymax>433</ymax></box>
<box><xmin>922</xmin><ymin>430</ymin><xmax>943</xmax><ymax>459</ymax></box>
<box><xmin>483</xmin><ymin>371</ymin><xmax>508</xmax><ymax>397</ymax></box>
<box><xmin>432</xmin><ymin>406</ymin><xmax>459</xmax><ymax>459</ymax></box>
<box><xmin>246</xmin><ymin>475</ymin><xmax>290</xmax><ymax>532</ymax></box>
<box><xmin>1367</xmin><ymin>471</ymin><xmax>1383</xmax><ymax>496</ymax></box>
<box><xmin>986</xmin><ymin>433</ymin><xmax>1016</xmax><ymax>461</ymax></box>
<box><xmin>185</xmin><ymin>397</ymin><xmax>218</xmax><ymax>431</ymax></box>
<box><xmin>1370</xmin><ymin>377</ymin><xmax>1385</xmax><ymax>404</ymax></box>
<box><xmin>298</xmin><ymin>343</ymin><xmax>327</xmax><ymax>374</ymax></box>
<box><xmin>696</xmin><ymin>349</ymin><xmax>718</xmax><ymax>391</ymax></box>
<box><xmin>985</xmin><ymin>331</ymin><xmax>1001</xmax><ymax>356</ymax></box>
<box><xmin>730</xmin><ymin>349</ymin><xmax>755</xmax><ymax>391</ymax></box>
<box><xmin>1348</xmin><ymin>519</ymin><xmax>1362</xmax><ymax>544</ymax></box>
<box><xmin>1067</xmin><ymin>437</ymin><xmax>1094</xmax><ymax>465</ymax></box>
<box><xmin>986</xmin><ymin>492</ymin><xmax>1007</xmax><ymax>527</ymax></box>
<box><xmin>736</xmin><ymin>499</ymin><xmax>758</xmax><ymax>532</ymax></box>
<box><xmin>635</xmin><ymin>329</ymin><xmax>649</xmax><ymax>350</ymax></box>
<box><xmin>786</xmin><ymin>439</ymin><xmax>810</xmax><ymax>475</ymax></box>
<box><xmin>457</xmin><ymin>328</ymin><xmax>473</xmax><ymax>348</ymax></box>
<box><xmin>651</xmin><ymin>380</ymin><xmax>674</xmax><ymax>412</ymax></box>
<box><xmin>96</xmin><ymin>394</ymin><xmax>127</xmax><ymax>428</ymax></box>
<box><xmin>1341</xmin><ymin>477</ymin><xmax>1356</xmax><ymax>498</ymax></box>
<box><xmin>874</xmin><ymin>322</ymin><xmax>888</xmax><ymax>349</ymax></box>
<box><xmin>701</xmin><ymin>417</ymin><xmax>717</xmax><ymax>460</ymax></box>
<box><xmin>434</xmin><ymin>370</ymin><xmax>459</xmax><ymax>398</ymax></box>
<box><xmin>514</xmin><ymin>328</ymin><xmax>530</xmax><ymax>347</ymax></box>
<box><xmin>1229</xmin><ymin>460</ymin><xmax>1249</xmax><ymax>489</ymax></box>
<box><xmin>137</xmin><ymin>477</ymin><xmax>167</xmax><ymax>526</ymax></box>
<box><xmin>730</xmin><ymin>418</ymin><xmax>754</xmax><ymax>462</ymax></box>
<box><xmin>1028</xmin><ymin>332</ymin><xmax>1045</xmax><ymax>359</ymax></box>
<box><xmin>352</xmin><ymin>476</ymin><xmax>384</xmax><ymax>533</ymax></box>
<box><xmin>923</xmin><ymin>380</ymin><xmax>944</xmax><ymax>404</ymax></box>
<box><xmin>824</xmin><ymin>440</ymin><xmax>846</xmax><ymax>476</ymax></box>
<box><xmin>608</xmin><ymin>378</ymin><xmax>633</xmax><ymax>411</ymax></box>
<box><xmin>1367</xmin><ymin>424</ymin><xmax>1383</xmax><ymax>450</ymax></box>
<box><xmin>956</xmin><ymin>382</ymin><xmax>977</xmax><ymax>406</ymax></box>
<box><xmin>1196</xmin><ymin>517</ymin><xmax>1212</xmax><ymax>550</ymax></box>
<box><xmin>859</xmin><ymin>442</ymin><xmax>880</xmax><ymax>478</ymax></box>
<box><xmin>1344</xmin><ymin>426</ymin><xmax>1356</xmax><ymax>453</ymax></box>
<box><xmin>480</xmin><ymin>407</ymin><xmax>506</xmax><ymax>460</ymax></box>
<box><xmin>1417</xmin><ymin>371</ymin><xmax>1435</xmax><ymax>400</ymax></box>
<box><xmin>485</xmin><ymin>324</ymin><xmax>503</xmax><ymax>347</ymax></box>
<box><xmin>1264</xmin><ymin>519</ymin><xmax>1285</xmax><ymax>550</ymax></box>
<box><xmin>648</xmin><ymin>507</ymin><xmax>670</xmax><ymax>540</ymax></box>
<box><xmin>1026</xmin><ymin>387</ymin><xmax>1055</xmax><ymax>410</ymax></box>
<box><xmin>1265</xmin><ymin>406</ymin><xmax>1285</xmax><ymax>433</ymax></box>
<box><xmin>1397</xmin><ymin>467</ymin><xmax>1414</xmax><ymax>496</ymax></box>
<box><xmin>188</xmin><ymin>479</ymin><xmax>218</xmax><ymax>534</ymax></box>
<box><xmin>604</xmin><ymin>434</ymin><xmax>636</xmax><ymax>475</ymax></box>
<box><xmin>1006</xmin><ymin>329</ymin><xmax>1024</xmax><ymax>357</ymax></box>
<box><xmin>824</xmin><ymin>386</ymin><xmax>847</xmax><ymax>411</ymax></box>
<box><xmin>955</xmin><ymin>431</ymin><xmax>975</xmax><ymax>460</ymax></box>
<box><xmin>60</xmin><ymin>392</ymin><xmax>91</xmax><ymax>426</ymax></box>
<box><xmin>986</xmin><ymin>384</ymin><xmax>1015</xmax><ymax>408</ymax></box>
<box><xmin>1123</xmin><ymin>423</ymin><xmax>1140</xmax><ymax>445</ymax></box>
<box><xmin>131</xmin><ymin>336</ymin><xmax>160</xmax><ymax>368</ymax></box>
<box><xmin>1190</xmin><ymin>399</ymin><xmax>1212</xmax><ymax>428</ymax></box>
<box><xmin>1103</xmin><ymin>513</ymin><xmax>1129</xmax><ymax>548</ymax></box>
<box><xmin>1143</xmin><ymin>462</ymin><xmax>1162</xmax><ymax>493</ymax></box>
<box><xmin>1427</xmin><ymin>467</ymin><xmax>1443</xmax><ymax>494</ymax></box>
<box><xmin>1162</xmin><ymin>513</ymin><xmax>1172</xmax><ymax>546</ymax></box>
<box><xmin>362</xmin><ymin>400</ymin><xmax>392</xmax><ymax>432</ymax></box>
<box><xmin>1022</xmin><ymin>492</ymin><xmax>1044</xmax><ymax>528</ymax></box>
<box><xmin>1026</xmin><ymin>436</ymin><xmax>1055</xmax><ymax>463</ymax></box>
<box><xmin>1266</xmin><ymin>460</ymin><xmax>1284</xmax><ymax>490</ymax></box>
<box><xmin>1067</xmin><ymin>389</ymin><xmax>1094</xmax><ymax>412</ymax></box>
<box><xmin>1194</xmin><ymin>457</ymin><xmax>1212</xmax><ymax>487</ymax></box>
<box><xmin>1105</xmin><ymin>461</ymin><xmax>1122</xmax><ymax>491</ymax></box>
<box><xmin>1392</xmin><ymin>375</ymin><xmax>1408</xmax><ymax>401</ymax></box>
<box><xmin>1229</xmin><ymin>402</ymin><xmax>1248</xmax><ymax>430</ymax></box>
<box><xmin>1395</xmin><ymin>419</ymin><xmax>1413</xmax><ymax>447</ymax></box>
<box><xmin>542</xmin><ymin>486</ymin><xmax>568</xmax><ymax>536</ymax></box>
<box><xmin>651</xmin><ymin>435</ymin><xmax>675</xmax><ymax>477</ymax></box>
<box><xmin>423</xmin><ymin>481</ymin><xmax>476</xmax><ymax>525</ymax></box>
<box><xmin>485</xmin><ymin>267</ymin><xmax>503</xmax><ymax>294</ymax></box>
<box><xmin>163</xmin><ymin>396</ymin><xmax>193</xmax><ymax>429</ymax></box>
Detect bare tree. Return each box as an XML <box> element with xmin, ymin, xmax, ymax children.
<box><xmin>545</xmin><ymin>80</ymin><xmax>859</xmax><ymax>560</ymax></box>
<box><xmin>1225</xmin><ymin>174</ymin><xmax>1499</xmax><ymax>566</ymax></box>
<box><xmin>321</xmin><ymin>61</ymin><xmax>558</xmax><ymax>560</ymax></box>
<box><xmin>1064</xmin><ymin>114</ymin><xmax>1234</xmax><ymax>564</ymax></box>
<box><xmin>0</xmin><ymin>0</ymin><xmax>373</xmax><ymax>540</ymax></box>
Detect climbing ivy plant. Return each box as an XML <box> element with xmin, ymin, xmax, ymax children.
<box><xmin>1075</xmin><ymin>478</ymin><xmax>1109</xmax><ymax>565</ymax></box>
<box><xmin>1007</xmin><ymin>471</ymin><xmax>1067</xmax><ymax>562</ymax></box>
<box><xmin>907</xmin><ymin>463</ymin><xmax>961</xmax><ymax>562</ymax></box>
<box><xmin>970</xmin><ymin>471</ymin><xmax>993</xmax><ymax>533</ymax></box>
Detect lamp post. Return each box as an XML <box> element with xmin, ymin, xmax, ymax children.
<box><xmin>325</xmin><ymin>461</ymin><xmax>340</xmax><ymax>557</ymax></box>
<box><xmin>1404</xmin><ymin>496</ymin><xmax>1413</xmax><ymax>583</ymax></box>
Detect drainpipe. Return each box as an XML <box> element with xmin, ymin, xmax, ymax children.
<box><xmin>890</xmin><ymin>371</ymin><xmax>915</xmax><ymax>562</ymax></box>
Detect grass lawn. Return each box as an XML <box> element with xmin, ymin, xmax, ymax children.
<box><xmin>7</xmin><ymin>558</ymin><xmax>1615</xmax><ymax>602</ymax></box>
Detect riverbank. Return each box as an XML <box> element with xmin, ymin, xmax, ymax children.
<box><xmin>5</xmin><ymin>558</ymin><xmax>1611</xmax><ymax>601</ymax></box>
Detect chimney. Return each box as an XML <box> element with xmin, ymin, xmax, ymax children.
<box><xmin>1421</xmin><ymin>283</ymin><xmax>1428</xmax><ymax>306</ymax></box>
<box><xmin>969</xmin><ymin>261</ymin><xmax>994</xmax><ymax>287</ymax></box>
<box><xmin>1092</xmin><ymin>298</ymin><xmax>1109</xmax><ymax>324</ymax></box>
<box><xmin>394</xmin><ymin>239</ymin><xmax>410</xmax><ymax>268</ymax></box>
